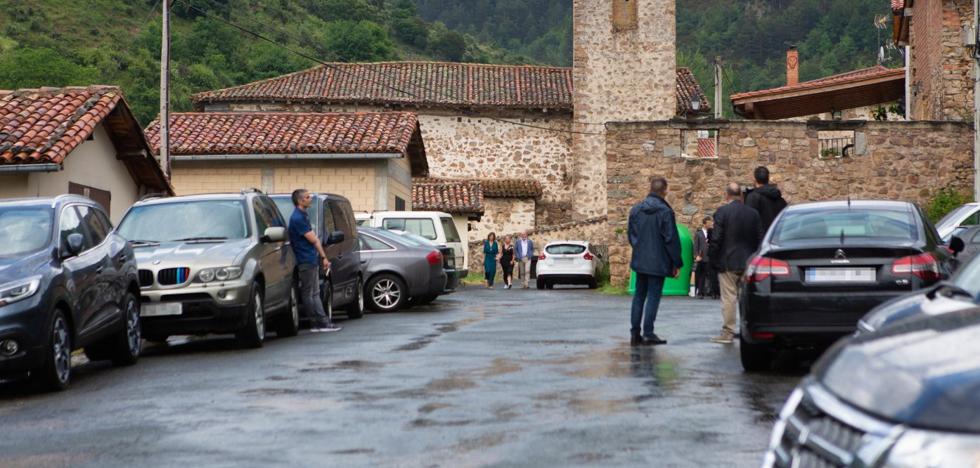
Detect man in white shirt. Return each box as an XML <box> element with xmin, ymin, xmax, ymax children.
<box><xmin>514</xmin><ymin>231</ymin><xmax>535</xmax><ymax>289</ymax></box>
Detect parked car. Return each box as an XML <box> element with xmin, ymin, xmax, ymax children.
<box><xmin>739</xmin><ymin>200</ymin><xmax>959</xmax><ymax>371</ymax></box>
<box><xmin>936</xmin><ymin>202</ymin><xmax>980</xmax><ymax>241</ymax></box>
<box><xmin>942</xmin><ymin>224</ymin><xmax>980</xmax><ymax>266</ymax></box>
<box><xmin>763</xmin><ymin>307</ymin><xmax>980</xmax><ymax>468</ymax></box>
<box><xmin>857</xmin><ymin>235</ymin><xmax>976</xmax><ymax>335</ymax></box>
<box><xmin>357</xmin><ymin>211</ymin><xmax>468</xmax><ymax>277</ymax></box>
<box><xmin>116</xmin><ymin>189</ymin><xmax>297</xmax><ymax>348</ymax></box>
<box><xmin>387</xmin><ymin>230</ymin><xmax>460</xmax><ymax>294</ymax></box>
<box><xmin>0</xmin><ymin>196</ymin><xmax>142</xmax><ymax>390</ymax></box>
<box><xmin>536</xmin><ymin>241</ymin><xmax>602</xmax><ymax>289</ymax></box>
<box><xmin>270</xmin><ymin>193</ymin><xmax>364</xmax><ymax>320</ymax></box>
<box><xmin>357</xmin><ymin>228</ymin><xmax>448</xmax><ymax>312</ymax></box>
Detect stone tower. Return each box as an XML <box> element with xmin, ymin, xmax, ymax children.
<box><xmin>571</xmin><ymin>0</ymin><xmax>677</xmax><ymax>218</ymax></box>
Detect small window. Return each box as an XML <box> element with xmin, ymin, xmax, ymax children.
<box><xmin>817</xmin><ymin>130</ymin><xmax>855</xmax><ymax>159</ymax></box>
<box><xmin>360</xmin><ymin>235</ymin><xmax>393</xmax><ymax>251</ymax></box>
<box><xmin>972</xmin><ymin>230</ymin><xmax>980</xmax><ymax>243</ymax></box>
<box><xmin>441</xmin><ymin>217</ymin><xmax>461</xmax><ymax>243</ymax></box>
<box><xmin>382</xmin><ymin>218</ymin><xmax>437</xmax><ymax>240</ymax></box>
<box><xmin>546</xmin><ymin>244</ymin><xmax>588</xmax><ymax>255</ymax></box>
<box><xmin>682</xmin><ymin>129</ymin><xmax>719</xmax><ymax>159</ymax></box>
<box><xmin>395</xmin><ymin>196</ymin><xmax>406</xmax><ymax>211</ymax></box>
<box><xmin>612</xmin><ymin>0</ymin><xmax>638</xmax><ymax>31</ymax></box>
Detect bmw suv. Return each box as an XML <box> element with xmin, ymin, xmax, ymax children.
<box><xmin>0</xmin><ymin>196</ymin><xmax>142</xmax><ymax>391</ymax></box>
<box><xmin>116</xmin><ymin>189</ymin><xmax>297</xmax><ymax>348</ymax></box>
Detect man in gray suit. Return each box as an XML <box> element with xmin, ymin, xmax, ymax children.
<box><xmin>514</xmin><ymin>231</ymin><xmax>535</xmax><ymax>289</ymax></box>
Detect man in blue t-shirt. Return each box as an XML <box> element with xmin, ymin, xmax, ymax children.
<box><xmin>289</xmin><ymin>189</ymin><xmax>341</xmax><ymax>333</ymax></box>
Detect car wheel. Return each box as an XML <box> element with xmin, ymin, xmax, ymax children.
<box><xmin>35</xmin><ymin>309</ymin><xmax>72</xmax><ymax>391</ymax></box>
<box><xmin>367</xmin><ymin>274</ymin><xmax>407</xmax><ymax>312</ymax></box>
<box><xmin>276</xmin><ymin>286</ymin><xmax>300</xmax><ymax>338</ymax></box>
<box><xmin>320</xmin><ymin>279</ymin><xmax>334</xmax><ymax>323</ymax></box>
<box><xmin>107</xmin><ymin>293</ymin><xmax>141</xmax><ymax>366</ymax></box>
<box><xmin>236</xmin><ymin>286</ymin><xmax>265</xmax><ymax>348</ymax></box>
<box><xmin>740</xmin><ymin>334</ymin><xmax>773</xmax><ymax>372</ymax></box>
<box><xmin>343</xmin><ymin>277</ymin><xmax>365</xmax><ymax>319</ymax></box>
<box><xmin>536</xmin><ymin>279</ymin><xmax>545</xmax><ymax>290</ymax></box>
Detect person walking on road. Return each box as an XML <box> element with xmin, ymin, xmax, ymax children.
<box><xmin>628</xmin><ymin>177</ymin><xmax>682</xmax><ymax>346</ymax></box>
<box><xmin>483</xmin><ymin>232</ymin><xmax>499</xmax><ymax>289</ymax></box>
<box><xmin>693</xmin><ymin>216</ymin><xmax>717</xmax><ymax>299</ymax></box>
<box><xmin>514</xmin><ymin>231</ymin><xmax>535</xmax><ymax>289</ymax></box>
<box><xmin>708</xmin><ymin>183</ymin><xmax>763</xmax><ymax>344</ymax></box>
<box><xmin>289</xmin><ymin>189</ymin><xmax>341</xmax><ymax>333</ymax></box>
<box><xmin>499</xmin><ymin>235</ymin><xmax>515</xmax><ymax>289</ymax></box>
<box><xmin>744</xmin><ymin>166</ymin><xmax>787</xmax><ymax>233</ymax></box>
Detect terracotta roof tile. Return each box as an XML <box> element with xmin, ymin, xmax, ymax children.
<box><xmin>193</xmin><ymin>62</ymin><xmax>709</xmax><ymax>115</ymax></box>
<box><xmin>676</xmin><ymin>67</ymin><xmax>711</xmax><ymax>114</ymax></box>
<box><xmin>144</xmin><ymin>112</ymin><xmax>420</xmax><ymax>156</ymax></box>
<box><xmin>0</xmin><ymin>86</ymin><xmax>121</xmax><ymax>165</ymax></box>
<box><xmin>414</xmin><ymin>177</ymin><xmax>543</xmax><ymax>198</ymax></box>
<box><xmin>730</xmin><ymin>65</ymin><xmax>905</xmax><ymax>101</ymax></box>
<box><xmin>412</xmin><ymin>180</ymin><xmax>484</xmax><ymax>215</ymax></box>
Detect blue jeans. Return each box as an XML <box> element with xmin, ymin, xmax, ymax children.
<box><xmin>631</xmin><ymin>273</ymin><xmax>665</xmax><ymax>337</ymax></box>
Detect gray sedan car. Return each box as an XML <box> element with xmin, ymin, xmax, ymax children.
<box><xmin>358</xmin><ymin>228</ymin><xmax>447</xmax><ymax>312</ymax></box>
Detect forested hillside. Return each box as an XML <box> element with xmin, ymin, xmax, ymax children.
<box><xmin>415</xmin><ymin>0</ymin><xmax>902</xmax><ymax>115</ymax></box>
<box><xmin>0</xmin><ymin>0</ymin><xmax>529</xmax><ymax>124</ymax></box>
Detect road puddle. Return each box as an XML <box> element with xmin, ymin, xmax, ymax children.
<box><xmin>298</xmin><ymin>360</ymin><xmax>385</xmax><ymax>373</ymax></box>
<box><xmin>393</xmin><ymin>310</ymin><xmax>488</xmax><ymax>352</ymax></box>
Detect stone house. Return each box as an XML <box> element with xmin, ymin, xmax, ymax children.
<box><xmin>410</xmin><ymin>178</ymin><xmax>484</xmax><ymax>252</ymax></box>
<box><xmin>0</xmin><ymin>86</ymin><xmax>172</xmax><ymax>222</ymax></box>
<box><xmin>144</xmin><ymin>112</ymin><xmax>428</xmax><ymax>211</ymax></box>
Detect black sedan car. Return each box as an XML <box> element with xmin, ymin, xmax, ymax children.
<box><xmin>740</xmin><ymin>200</ymin><xmax>959</xmax><ymax>370</ymax></box>
<box><xmin>764</xmin><ymin>307</ymin><xmax>980</xmax><ymax>467</ymax></box>
<box><xmin>0</xmin><ymin>196</ymin><xmax>142</xmax><ymax>391</ymax></box>
<box><xmin>357</xmin><ymin>228</ymin><xmax>448</xmax><ymax>312</ymax></box>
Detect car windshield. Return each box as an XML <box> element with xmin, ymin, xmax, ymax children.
<box><xmin>0</xmin><ymin>206</ymin><xmax>52</xmax><ymax>257</ymax></box>
<box><xmin>546</xmin><ymin>244</ymin><xmax>587</xmax><ymax>255</ymax></box>
<box><xmin>382</xmin><ymin>218</ymin><xmax>437</xmax><ymax>240</ymax></box>
<box><xmin>953</xmin><ymin>255</ymin><xmax>980</xmax><ymax>297</ymax></box>
<box><xmin>118</xmin><ymin>200</ymin><xmax>249</xmax><ymax>242</ymax></box>
<box><xmin>441</xmin><ymin>217</ymin><xmax>461</xmax><ymax>243</ymax></box>
<box><xmin>772</xmin><ymin>208</ymin><xmax>918</xmax><ymax>244</ymax></box>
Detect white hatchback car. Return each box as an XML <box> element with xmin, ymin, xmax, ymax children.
<box><xmin>536</xmin><ymin>241</ymin><xmax>601</xmax><ymax>289</ymax></box>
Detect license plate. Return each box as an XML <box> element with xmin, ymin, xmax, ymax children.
<box><xmin>805</xmin><ymin>268</ymin><xmax>876</xmax><ymax>283</ymax></box>
<box><xmin>141</xmin><ymin>302</ymin><xmax>183</xmax><ymax>317</ymax></box>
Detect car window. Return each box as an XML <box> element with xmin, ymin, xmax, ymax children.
<box><xmin>330</xmin><ymin>201</ymin><xmax>351</xmax><ymax>234</ymax></box>
<box><xmin>117</xmin><ymin>200</ymin><xmax>249</xmax><ymax>242</ymax></box>
<box><xmin>77</xmin><ymin>205</ymin><xmax>108</xmax><ymax>246</ymax></box>
<box><xmin>953</xmin><ymin>255</ymin><xmax>980</xmax><ymax>296</ymax></box>
<box><xmin>95</xmin><ymin>208</ymin><xmax>113</xmax><ymax>231</ymax></box>
<box><xmin>253</xmin><ymin>202</ymin><xmax>271</xmax><ymax>235</ymax></box>
<box><xmin>59</xmin><ymin>206</ymin><xmax>91</xmax><ymax>251</ymax></box>
<box><xmin>546</xmin><ymin>244</ymin><xmax>587</xmax><ymax>255</ymax></box>
<box><xmin>359</xmin><ymin>234</ymin><xmax>393</xmax><ymax>251</ymax></box>
<box><xmin>441</xmin><ymin>217</ymin><xmax>461</xmax><ymax>243</ymax></box>
<box><xmin>383</xmin><ymin>218</ymin><xmax>437</xmax><ymax>240</ymax></box>
<box><xmin>962</xmin><ymin>211</ymin><xmax>980</xmax><ymax>226</ymax></box>
<box><xmin>260</xmin><ymin>197</ymin><xmax>285</xmax><ymax>228</ymax></box>
<box><xmin>342</xmin><ymin>201</ymin><xmax>358</xmax><ymax>242</ymax></box>
<box><xmin>972</xmin><ymin>230</ymin><xmax>980</xmax><ymax>243</ymax></box>
<box><xmin>323</xmin><ymin>203</ymin><xmax>337</xmax><ymax>234</ymax></box>
<box><xmin>772</xmin><ymin>208</ymin><xmax>918</xmax><ymax>243</ymax></box>
<box><xmin>0</xmin><ymin>206</ymin><xmax>52</xmax><ymax>257</ymax></box>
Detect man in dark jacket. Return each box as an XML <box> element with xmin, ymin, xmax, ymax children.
<box><xmin>745</xmin><ymin>166</ymin><xmax>787</xmax><ymax>232</ymax></box>
<box><xmin>628</xmin><ymin>177</ymin><xmax>682</xmax><ymax>346</ymax></box>
<box><xmin>709</xmin><ymin>183</ymin><xmax>763</xmax><ymax>344</ymax></box>
<box><xmin>693</xmin><ymin>216</ymin><xmax>717</xmax><ymax>299</ymax></box>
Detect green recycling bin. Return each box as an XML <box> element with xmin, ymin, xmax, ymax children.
<box><xmin>628</xmin><ymin>223</ymin><xmax>694</xmax><ymax>296</ymax></box>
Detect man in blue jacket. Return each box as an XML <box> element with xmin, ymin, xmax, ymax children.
<box><xmin>628</xmin><ymin>177</ymin><xmax>682</xmax><ymax>346</ymax></box>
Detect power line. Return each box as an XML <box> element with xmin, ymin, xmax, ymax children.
<box><xmin>175</xmin><ymin>0</ymin><xmax>606</xmax><ymax>136</ymax></box>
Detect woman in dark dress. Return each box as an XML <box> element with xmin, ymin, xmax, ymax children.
<box><xmin>483</xmin><ymin>232</ymin><xmax>499</xmax><ymax>289</ymax></box>
<box><xmin>499</xmin><ymin>235</ymin><xmax>515</xmax><ymax>289</ymax></box>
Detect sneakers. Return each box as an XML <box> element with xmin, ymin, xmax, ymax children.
<box><xmin>710</xmin><ymin>333</ymin><xmax>734</xmax><ymax>344</ymax></box>
<box><xmin>311</xmin><ymin>324</ymin><xmax>343</xmax><ymax>333</ymax></box>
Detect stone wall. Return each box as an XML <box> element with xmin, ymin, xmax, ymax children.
<box><xmin>571</xmin><ymin>0</ymin><xmax>677</xmax><ymax>219</ymax></box>
<box><xmin>606</xmin><ymin>119</ymin><xmax>975</xmax><ymax>285</ymax></box>
<box><xmin>215</xmin><ymin>102</ymin><xmax>576</xmax><ymax>226</ymax></box>
<box><xmin>469</xmin><ymin>198</ymin><xmax>537</xmax><ymax>245</ymax></box>
<box><xmin>468</xmin><ymin>216</ymin><xmax>609</xmax><ymax>274</ymax></box>
<box><xmin>910</xmin><ymin>0</ymin><xmax>974</xmax><ymax>121</ymax></box>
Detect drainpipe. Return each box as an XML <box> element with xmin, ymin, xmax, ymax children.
<box><xmin>906</xmin><ymin>46</ymin><xmax>912</xmax><ymax>120</ymax></box>
<box><xmin>0</xmin><ymin>164</ymin><xmax>61</xmax><ymax>173</ymax></box>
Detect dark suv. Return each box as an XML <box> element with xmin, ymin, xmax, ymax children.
<box><xmin>0</xmin><ymin>196</ymin><xmax>142</xmax><ymax>391</ymax></box>
<box><xmin>117</xmin><ymin>190</ymin><xmax>297</xmax><ymax>348</ymax></box>
<box><xmin>271</xmin><ymin>193</ymin><xmax>364</xmax><ymax>320</ymax></box>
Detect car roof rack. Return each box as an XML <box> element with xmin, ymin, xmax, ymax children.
<box><xmin>241</xmin><ymin>187</ymin><xmax>264</xmax><ymax>195</ymax></box>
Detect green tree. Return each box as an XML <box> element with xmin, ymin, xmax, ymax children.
<box><xmin>0</xmin><ymin>48</ymin><xmax>98</xmax><ymax>89</ymax></box>
<box><xmin>320</xmin><ymin>20</ymin><xmax>396</xmax><ymax>62</ymax></box>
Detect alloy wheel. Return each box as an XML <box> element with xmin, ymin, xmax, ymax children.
<box><xmin>372</xmin><ymin>279</ymin><xmax>400</xmax><ymax>310</ymax></box>
<box><xmin>290</xmin><ymin>288</ymin><xmax>299</xmax><ymax>329</ymax></box>
<box><xmin>126</xmin><ymin>299</ymin><xmax>141</xmax><ymax>357</ymax></box>
<box><xmin>254</xmin><ymin>293</ymin><xmax>265</xmax><ymax>340</ymax></box>
<box><xmin>357</xmin><ymin>279</ymin><xmax>364</xmax><ymax>312</ymax></box>
<box><xmin>52</xmin><ymin>317</ymin><xmax>71</xmax><ymax>385</ymax></box>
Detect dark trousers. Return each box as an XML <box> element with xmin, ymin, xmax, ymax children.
<box><xmin>298</xmin><ymin>263</ymin><xmax>330</xmax><ymax>327</ymax></box>
<box><xmin>695</xmin><ymin>262</ymin><xmax>718</xmax><ymax>297</ymax></box>
<box><xmin>501</xmin><ymin>261</ymin><xmax>514</xmax><ymax>285</ymax></box>
<box><xmin>631</xmin><ymin>273</ymin><xmax>665</xmax><ymax>337</ymax></box>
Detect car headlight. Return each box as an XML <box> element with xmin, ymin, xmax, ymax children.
<box><xmin>886</xmin><ymin>429</ymin><xmax>980</xmax><ymax>467</ymax></box>
<box><xmin>197</xmin><ymin>267</ymin><xmax>242</xmax><ymax>283</ymax></box>
<box><xmin>0</xmin><ymin>276</ymin><xmax>42</xmax><ymax>307</ymax></box>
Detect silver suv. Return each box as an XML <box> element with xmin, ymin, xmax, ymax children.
<box><xmin>116</xmin><ymin>189</ymin><xmax>297</xmax><ymax>348</ymax></box>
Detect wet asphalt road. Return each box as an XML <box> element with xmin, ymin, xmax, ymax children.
<box><xmin>0</xmin><ymin>287</ymin><xmax>804</xmax><ymax>467</ymax></box>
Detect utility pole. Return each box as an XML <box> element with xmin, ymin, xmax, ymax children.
<box><xmin>160</xmin><ymin>0</ymin><xmax>171</xmax><ymax>178</ymax></box>
<box><xmin>714</xmin><ymin>57</ymin><xmax>723</xmax><ymax>119</ymax></box>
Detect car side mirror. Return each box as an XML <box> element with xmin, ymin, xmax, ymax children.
<box><xmin>262</xmin><ymin>227</ymin><xmax>286</xmax><ymax>243</ymax></box>
<box><xmin>325</xmin><ymin>230</ymin><xmax>345</xmax><ymax>245</ymax></box>
<box><xmin>949</xmin><ymin>236</ymin><xmax>966</xmax><ymax>256</ymax></box>
<box><xmin>64</xmin><ymin>233</ymin><xmax>84</xmax><ymax>258</ymax></box>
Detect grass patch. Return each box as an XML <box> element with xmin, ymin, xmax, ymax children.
<box><xmin>597</xmin><ymin>283</ymin><xmax>630</xmax><ymax>295</ymax></box>
<box><xmin>462</xmin><ymin>272</ymin><xmax>487</xmax><ymax>286</ymax></box>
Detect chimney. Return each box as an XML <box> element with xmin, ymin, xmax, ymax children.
<box><xmin>786</xmin><ymin>47</ymin><xmax>799</xmax><ymax>86</ymax></box>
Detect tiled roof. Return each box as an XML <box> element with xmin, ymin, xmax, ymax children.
<box><xmin>412</xmin><ymin>180</ymin><xmax>484</xmax><ymax>215</ymax></box>
<box><xmin>730</xmin><ymin>66</ymin><xmax>905</xmax><ymax>101</ymax></box>
<box><xmin>414</xmin><ymin>177</ymin><xmax>543</xmax><ymax>198</ymax></box>
<box><xmin>0</xmin><ymin>86</ymin><xmax>120</xmax><ymax>165</ymax></box>
<box><xmin>193</xmin><ymin>62</ymin><xmax>709</xmax><ymax>115</ymax></box>
<box><xmin>676</xmin><ymin>68</ymin><xmax>711</xmax><ymax>114</ymax></box>
<box><xmin>145</xmin><ymin>112</ymin><xmax>420</xmax><ymax>156</ymax></box>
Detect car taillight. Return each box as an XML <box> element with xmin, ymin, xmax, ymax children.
<box><xmin>538</xmin><ymin>254</ymin><xmax>546</xmax><ymax>260</ymax></box>
<box><xmin>426</xmin><ymin>250</ymin><xmax>442</xmax><ymax>266</ymax></box>
<box><xmin>745</xmin><ymin>256</ymin><xmax>790</xmax><ymax>283</ymax></box>
<box><xmin>583</xmin><ymin>252</ymin><xmax>594</xmax><ymax>261</ymax></box>
<box><xmin>892</xmin><ymin>253</ymin><xmax>939</xmax><ymax>282</ymax></box>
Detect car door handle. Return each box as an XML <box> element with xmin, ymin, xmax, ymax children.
<box><xmin>96</xmin><ymin>266</ymin><xmax>104</xmax><ymax>274</ymax></box>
